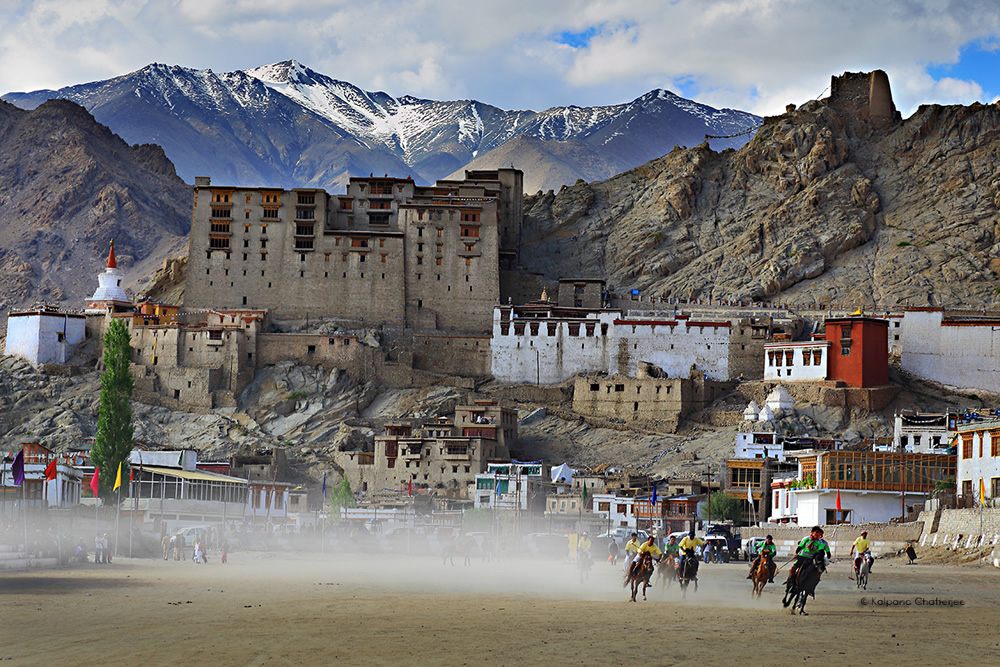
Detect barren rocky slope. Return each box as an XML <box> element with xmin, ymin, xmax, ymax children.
<box><xmin>0</xmin><ymin>99</ymin><xmax>190</xmax><ymax>313</ymax></box>
<box><xmin>3</xmin><ymin>350</ymin><xmax>988</xmax><ymax>486</ymax></box>
<box><xmin>519</xmin><ymin>72</ymin><xmax>1000</xmax><ymax>308</ymax></box>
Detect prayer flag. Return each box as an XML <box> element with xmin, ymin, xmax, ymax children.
<box><xmin>836</xmin><ymin>489</ymin><xmax>842</xmax><ymax>512</ymax></box>
<box><xmin>408</xmin><ymin>476</ymin><xmax>412</xmax><ymax>497</ymax></box>
<box><xmin>981</xmin><ymin>478</ymin><xmax>988</xmax><ymax>507</ymax></box>
<box><xmin>90</xmin><ymin>466</ymin><xmax>100</xmax><ymax>497</ymax></box>
<box><xmin>582</xmin><ymin>482</ymin><xmax>588</xmax><ymax>501</ymax></box>
<box><xmin>651</xmin><ymin>483</ymin><xmax>657</xmax><ymax>506</ymax></box>
<box><xmin>114</xmin><ymin>461</ymin><xmax>122</xmax><ymax>491</ymax></box>
<box><xmin>746</xmin><ymin>485</ymin><xmax>752</xmax><ymax>505</ymax></box>
<box><xmin>12</xmin><ymin>449</ymin><xmax>25</xmax><ymax>486</ymax></box>
<box><xmin>44</xmin><ymin>458</ymin><xmax>57</xmax><ymax>482</ymax></box>
<box><xmin>322</xmin><ymin>473</ymin><xmax>327</xmax><ymax>498</ymax></box>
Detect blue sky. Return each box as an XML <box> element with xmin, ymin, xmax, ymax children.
<box><xmin>2</xmin><ymin>0</ymin><xmax>1000</xmax><ymax>116</ymax></box>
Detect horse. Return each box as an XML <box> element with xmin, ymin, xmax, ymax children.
<box><xmin>856</xmin><ymin>553</ymin><xmax>874</xmax><ymax>590</ymax></box>
<box><xmin>677</xmin><ymin>549</ymin><xmax>699</xmax><ymax>597</ymax></box>
<box><xmin>782</xmin><ymin>553</ymin><xmax>825</xmax><ymax>615</ymax></box>
<box><xmin>656</xmin><ymin>553</ymin><xmax>677</xmax><ymax>589</ymax></box>
<box><xmin>625</xmin><ymin>551</ymin><xmax>655</xmax><ymax>601</ymax></box>
<box><xmin>577</xmin><ymin>548</ymin><xmax>593</xmax><ymax>584</ymax></box>
<box><xmin>750</xmin><ymin>552</ymin><xmax>773</xmax><ymax>597</ymax></box>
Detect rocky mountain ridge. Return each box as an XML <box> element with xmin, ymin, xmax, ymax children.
<box><xmin>0</xmin><ymin>99</ymin><xmax>190</xmax><ymax>313</ymax></box>
<box><xmin>3</xmin><ymin>60</ymin><xmax>759</xmax><ymax>193</ymax></box>
<box><xmin>519</xmin><ymin>71</ymin><xmax>1000</xmax><ymax>308</ymax></box>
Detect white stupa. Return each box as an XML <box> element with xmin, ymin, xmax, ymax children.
<box><xmin>85</xmin><ymin>240</ymin><xmax>133</xmax><ymax>313</ymax></box>
<box><xmin>743</xmin><ymin>400</ymin><xmax>760</xmax><ymax>421</ymax></box>
<box><xmin>758</xmin><ymin>405</ymin><xmax>775</xmax><ymax>423</ymax></box>
<box><xmin>765</xmin><ymin>385</ymin><xmax>795</xmax><ymax>419</ymax></box>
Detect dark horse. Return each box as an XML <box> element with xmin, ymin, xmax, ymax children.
<box><xmin>625</xmin><ymin>551</ymin><xmax>655</xmax><ymax>601</ymax></box>
<box><xmin>656</xmin><ymin>553</ymin><xmax>677</xmax><ymax>589</ymax></box>
<box><xmin>782</xmin><ymin>553</ymin><xmax>825</xmax><ymax>615</ymax></box>
<box><xmin>677</xmin><ymin>549</ymin><xmax>699</xmax><ymax>597</ymax></box>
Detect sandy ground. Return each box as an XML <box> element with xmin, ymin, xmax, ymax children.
<box><xmin>2</xmin><ymin>551</ymin><xmax>1000</xmax><ymax>666</ymax></box>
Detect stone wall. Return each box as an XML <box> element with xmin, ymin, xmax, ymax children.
<box><xmin>257</xmin><ymin>333</ymin><xmax>365</xmax><ymax>373</ymax></box>
<box><xmin>412</xmin><ymin>333</ymin><xmax>491</xmax><ymax>377</ymax></box>
<box><xmin>488</xmin><ymin>384</ymin><xmax>572</xmax><ymax>405</ymax></box>
<box><xmin>918</xmin><ymin>508</ymin><xmax>1000</xmax><ymax>551</ymax></box>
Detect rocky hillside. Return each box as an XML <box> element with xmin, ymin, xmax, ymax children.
<box><xmin>519</xmin><ymin>71</ymin><xmax>1000</xmax><ymax>308</ymax></box>
<box><xmin>0</xmin><ymin>99</ymin><xmax>190</xmax><ymax>313</ymax></box>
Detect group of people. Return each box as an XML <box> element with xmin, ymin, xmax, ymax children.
<box><xmin>93</xmin><ymin>533</ymin><xmax>112</xmax><ymax>564</ymax></box>
<box><xmin>614</xmin><ymin>531</ymin><xmax>703</xmax><ymax>578</ymax></box>
<box><xmin>160</xmin><ymin>531</ymin><xmax>229</xmax><ymax>563</ymax></box>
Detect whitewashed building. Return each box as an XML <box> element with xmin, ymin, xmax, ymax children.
<box><xmin>900</xmin><ymin>308</ymin><xmax>1000</xmax><ymax>395</ymax></box>
<box><xmin>4</xmin><ymin>309</ymin><xmax>86</xmax><ymax>365</ymax></box>
<box><xmin>954</xmin><ymin>424</ymin><xmax>1000</xmax><ymax>504</ymax></box>
<box><xmin>472</xmin><ymin>461</ymin><xmax>546</xmax><ymax>510</ymax></box>
<box><xmin>763</xmin><ymin>340</ymin><xmax>830</xmax><ymax>382</ymax></box>
<box><xmin>592</xmin><ymin>493</ymin><xmax>636</xmax><ymax>530</ymax></box>
<box><xmin>491</xmin><ymin>304</ymin><xmax>749</xmax><ymax>385</ymax></box>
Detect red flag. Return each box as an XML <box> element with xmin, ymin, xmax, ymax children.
<box><xmin>44</xmin><ymin>458</ymin><xmax>57</xmax><ymax>481</ymax></box>
<box><xmin>408</xmin><ymin>476</ymin><xmax>412</xmax><ymax>497</ymax></box>
<box><xmin>90</xmin><ymin>466</ymin><xmax>100</xmax><ymax>497</ymax></box>
<box><xmin>836</xmin><ymin>489</ymin><xmax>842</xmax><ymax>512</ymax></box>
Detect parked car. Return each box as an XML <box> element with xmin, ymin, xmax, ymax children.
<box><xmin>743</xmin><ymin>537</ymin><xmax>767</xmax><ymax>560</ymax></box>
<box><xmin>598</xmin><ymin>528</ymin><xmax>649</xmax><ymax>544</ymax></box>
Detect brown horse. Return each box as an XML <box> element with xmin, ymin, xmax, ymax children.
<box><xmin>625</xmin><ymin>551</ymin><xmax>655</xmax><ymax>601</ymax></box>
<box><xmin>750</xmin><ymin>552</ymin><xmax>773</xmax><ymax>597</ymax></box>
<box><xmin>656</xmin><ymin>553</ymin><xmax>677</xmax><ymax>589</ymax></box>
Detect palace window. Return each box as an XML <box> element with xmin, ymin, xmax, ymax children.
<box><xmin>262</xmin><ymin>207</ymin><xmax>278</xmax><ymax>219</ymax></box>
<box><xmin>297</xmin><ymin>193</ymin><xmax>315</xmax><ymax>205</ymax></box>
<box><xmin>211</xmin><ymin>208</ymin><xmax>231</xmax><ymax>218</ymax></box>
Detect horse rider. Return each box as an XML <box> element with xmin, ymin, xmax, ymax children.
<box><xmin>623</xmin><ymin>532</ymin><xmax>641</xmax><ymax>573</ymax></box>
<box><xmin>850</xmin><ymin>530</ymin><xmax>873</xmax><ymax>577</ymax></box>
<box><xmin>746</xmin><ymin>535</ymin><xmax>777</xmax><ymax>583</ymax></box>
<box><xmin>628</xmin><ymin>534</ymin><xmax>662</xmax><ymax>579</ymax></box>
<box><xmin>787</xmin><ymin>526</ymin><xmax>831</xmax><ymax>583</ymax></box>
<box><xmin>663</xmin><ymin>535</ymin><xmax>680</xmax><ymax>565</ymax></box>
<box><xmin>578</xmin><ymin>531</ymin><xmax>593</xmax><ymax>561</ymax></box>
<box><xmin>677</xmin><ymin>530</ymin><xmax>705</xmax><ymax>573</ymax></box>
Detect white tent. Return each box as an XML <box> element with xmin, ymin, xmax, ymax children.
<box><xmin>550</xmin><ymin>463</ymin><xmax>576</xmax><ymax>484</ymax></box>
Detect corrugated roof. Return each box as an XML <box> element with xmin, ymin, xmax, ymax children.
<box><xmin>140</xmin><ymin>465</ymin><xmax>248</xmax><ymax>484</ymax></box>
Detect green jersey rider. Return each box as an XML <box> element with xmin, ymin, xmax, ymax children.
<box><xmin>746</xmin><ymin>535</ymin><xmax>777</xmax><ymax>583</ymax></box>
<box><xmin>787</xmin><ymin>526</ymin><xmax>831</xmax><ymax>583</ymax></box>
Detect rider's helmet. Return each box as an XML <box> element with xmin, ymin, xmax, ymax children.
<box><xmin>582</xmin><ymin>531</ymin><xmax>588</xmax><ymax>536</ymax></box>
<box><xmin>860</xmin><ymin>530</ymin><xmax>868</xmax><ymax>536</ymax></box>
<box><xmin>688</xmin><ymin>530</ymin><xmax>695</xmax><ymax>537</ymax></box>
<box><xmin>765</xmin><ymin>535</ymin><xmax>773</xmax><ymax>541</ymax></box>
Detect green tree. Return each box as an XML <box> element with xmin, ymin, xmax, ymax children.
<box><xmin>698</xmin><ymin>491</ymin><xmax>743</xmax><ymax>524</ymax></box>
<box><xmin>329</xmin><ymin>477</ymin><xmax>356</xmax><ymax>522</ymax></box>
<box><xmin>91</xmin><ymin>319</ymin><xmax>135</xmax><ymax>502</ymax></box>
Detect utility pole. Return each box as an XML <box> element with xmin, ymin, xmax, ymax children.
<box><xmin>706</xmin><ymin>464</ymin><xmax>711</xmax><ymax>527</ymax></box>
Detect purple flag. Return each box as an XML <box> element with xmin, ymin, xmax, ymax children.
<box><xmin>12</xmin><ymin>449</ymin><xmax>25</xmax><ymax>486</ymax></box>
<box><xmin>322</xmin><ymin>473</ymin><xmax>327</xmax><ymax>498</ymax></box>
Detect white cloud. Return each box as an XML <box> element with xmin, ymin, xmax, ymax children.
<box><xmin>2</xmin><ymin>0</ymin><xmax>1000</xmax><ymax>115</ymax></box>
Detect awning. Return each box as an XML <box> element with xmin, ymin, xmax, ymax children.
<box><xmin>139</xmin><ymin>465</ymin><xmax>248</xmax><ymax>484</ymax></box>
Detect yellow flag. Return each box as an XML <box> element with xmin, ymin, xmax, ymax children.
<box><xmin>981</xmin><ymin>478</ymin><xmax>988</xmax><ymax>507</ymax></box>
<box><xmin>114</xmin><ymin>461</ymin><xmax>122</xmax><ymax>491</ymax></box>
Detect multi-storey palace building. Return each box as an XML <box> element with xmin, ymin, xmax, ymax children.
<box><xmin>184</xmin><ymin>169</ymin><xmax>523</xmax><ymax>333</ymax></box>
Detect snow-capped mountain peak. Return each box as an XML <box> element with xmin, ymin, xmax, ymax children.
<box><xmin>2</xmin><ymin>61</ymin><xmax>761</xmax><ymax>193</ymax></box>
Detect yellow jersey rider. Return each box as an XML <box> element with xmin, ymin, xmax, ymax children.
<box><xmin>788</xmin><ymin>526</ymin><xmax>831</xmax><ymax>582</ymax></box>
<box><xmin>850</xmin><ymin>530</ymin><xmax>872</xmax><ymax>575</ymax></box>
<box><xmin>623</xmin><ymin>532</ymin><xmax>641</xmax><ymax>573</ymax></box>
<box><xmin>578</xmin><ymin>531</ymin><xmax>592</xmax><ymax>558</ymax></box>
<box><xmin>630</xmin><ymin>535</ymin><xmax>662</xmax><ymax>577</ymax></box>
<box><xmin>677</xmin><ymin>531</ymin><xmax>705</xmax><ymax>571</ymax></box>
<box><xmin>746</xmin><ymin>535</ymin><xmax>777</xmax><ymax>583</ymax></box>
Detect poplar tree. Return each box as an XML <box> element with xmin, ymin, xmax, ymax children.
<box><xmin>91</xmin><ymin>318</ymin><xmax>134</xmax><ymax>501</ymax></box>
<box><xmin>329</xmin><ymin>477</ymin><xmax>356</xmax><ymax>522</ymax></box>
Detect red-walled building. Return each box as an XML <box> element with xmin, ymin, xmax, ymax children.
<box><xmin>824</xmin><ymin>316</ymin><xmax>889</xmax><ymax>387</ymax></box>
